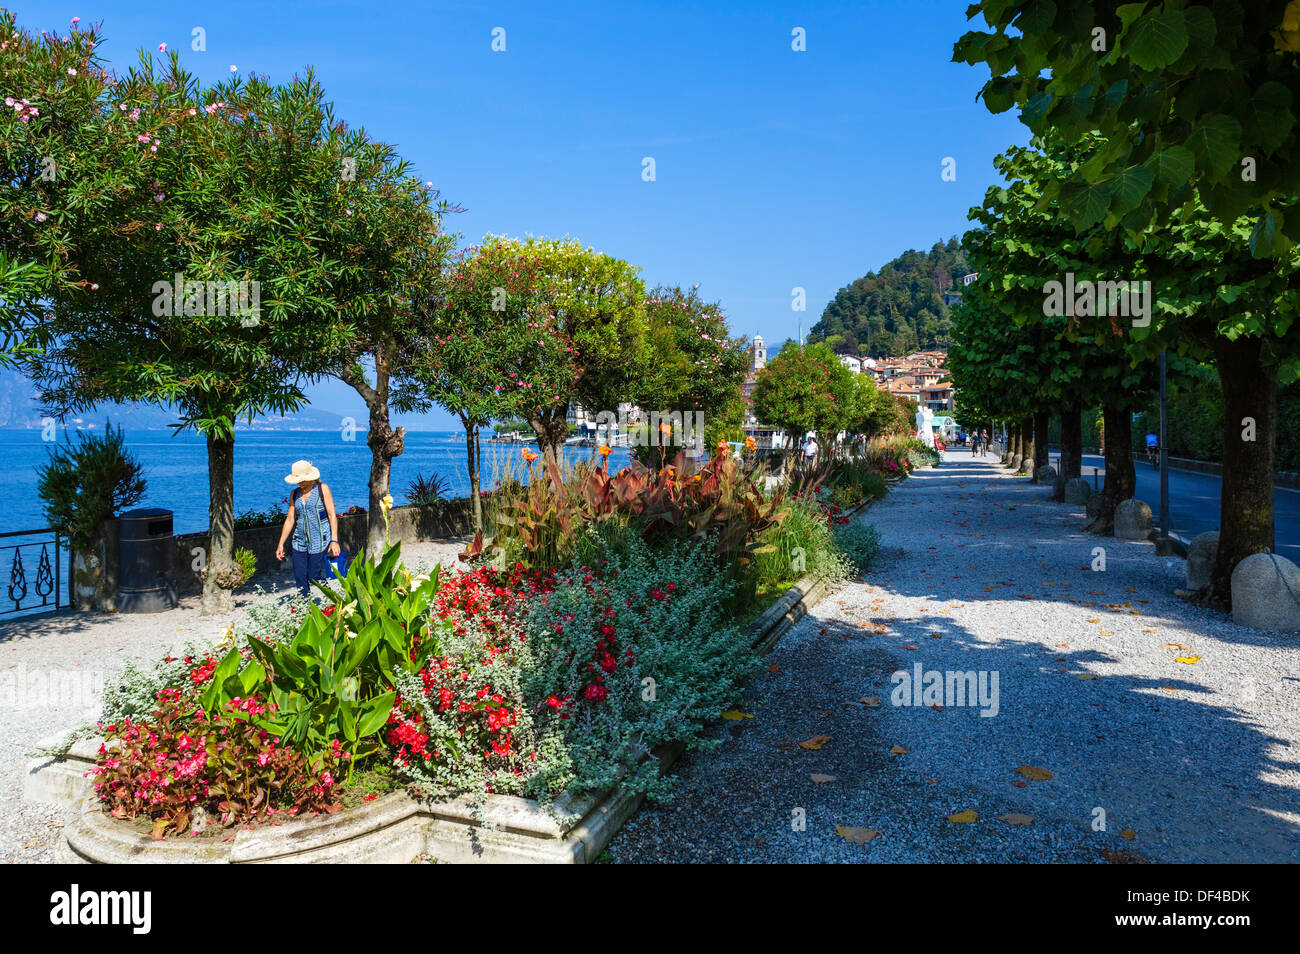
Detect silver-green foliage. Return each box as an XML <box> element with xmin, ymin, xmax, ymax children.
<box><xmin>519</xmin><ymin>537</ymin><xmax>760</xmax><ymax>801</ymax></box>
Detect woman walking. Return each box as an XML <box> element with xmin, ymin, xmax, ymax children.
<box><xmin>275</xmin><ymin>460</ymin><xmax>340</xmax><ymax>597</ymax></box>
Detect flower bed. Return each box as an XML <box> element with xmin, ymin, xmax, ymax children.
<box><xmin>30</xmin><ymin>452</ymin><xmax>885</xmax><ymax>862</ymax></box>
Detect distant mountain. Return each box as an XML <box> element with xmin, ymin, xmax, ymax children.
<box><xmin>809</xmin><ymin>237</ymin><xmax>969</xmax><ymax>356</ymax></box>
<box><xmin>0</xmin><ymin>367</ymin><xmax>366</xmax><ymax>431</ymax></box>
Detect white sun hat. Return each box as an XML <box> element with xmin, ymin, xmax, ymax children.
<box><xmin>284</xmin><ymin>460</ymin><xmax>321</xmax><ymax>484</ymax></box>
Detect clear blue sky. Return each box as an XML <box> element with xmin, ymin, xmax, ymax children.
<box><xmin>19</xmin><ymin>0</ymin><xmax>1025</xmax><ymax>429</ymax></box>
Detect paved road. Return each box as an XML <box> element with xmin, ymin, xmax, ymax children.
<box><xmin>1043</xmin><ymin>451</ymin><xmax>1300</xmax><ymax>564</ymax></box>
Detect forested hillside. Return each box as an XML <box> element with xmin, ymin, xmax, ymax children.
<box><xmin>809</xmin><ymin>238</ymin><xmax>969</xmax><ymax>356</ymax></box>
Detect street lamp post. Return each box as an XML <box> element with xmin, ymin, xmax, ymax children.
<box><xmin>1159</xmin><ymin>349</ymin><xmax>1169</xmax><ymax>538</ymax></box>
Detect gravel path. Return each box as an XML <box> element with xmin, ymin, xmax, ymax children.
<box><xmin>607</xmin><ymin>452</ymin><xmax>1300</xmax><ymax>863</ymax></box>
<box><xmin>0</xmin><ymin>536</ymin><xmax>469</xmax><ymax>865</ymax></box>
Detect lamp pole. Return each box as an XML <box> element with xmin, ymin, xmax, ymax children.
<box><xmin>1159</xmin><ymin>349</ymin><xmax>1169</xmax><ymax>538</ymax></box>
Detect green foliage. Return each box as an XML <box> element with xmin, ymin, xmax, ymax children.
<box><xmin>405</xmin><ymin>472</ymin><xmax>450</xmax><ymax>506</ymax></box>
<box><xmin>232</xmin><ymin>548</ymin><xmax>257</xmax><ymax>588</ymax></box>
<box><xmin>203</xmin><ymin>546</ymin><xmax>448</xmax><ymax>773</ymax></box>
<box><xmin>233</xmin><ymin>505</ymin><xmax>287</xmax><ymax>531</ymax></box>
<box><xmin>834</xmin><ymin>521</ymin><xmax>882</xmax><ymax>573</ymax></box>
<box><xmin>518</xmin><ymin>538</ymin><xmax>760</xmax><ymax>802</ymax></box>
<box><xmin>810</xmin><ymin>238</ymin><xmax>969</xmax><ymax>355</ymax></box>
<box><xmin>752</xmin><ymin>495</ymin><xmax>851</xmax><ymax>589</ymax></box>
<box><xmin>637</xmin><ymin>285</ymin><xmax>750</xmax><ymax>445</ymax></box>
<box><xmin>36</xmin><ymin>424</ymin><xmax>146</xmax><ymax>552</ymax></box>
<box><xmin>954</xmin><ymin>0</ymin><xmax>1300</xmax><ymax>254</ymax></box>
<box><xmin>752</xmin><ymin>342</ymin><xmax>856</xmax><ymax>448</ymax></box>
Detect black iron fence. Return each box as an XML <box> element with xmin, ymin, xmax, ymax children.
<box><xmin>1</xmin><ymin>528</ymin><xmax>68</xmax><ymax>617</ymax></box>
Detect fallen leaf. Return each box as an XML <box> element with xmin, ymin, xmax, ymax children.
<box><xmin>947</xmin><ymin>809</ymin><xmax>978</xmax><ymax>823</ymax></box>
<box><xmin>1016</xmin><ymin>765</ymin><xmax>1054</xmax><ymax>781</ymax></box>
<box><xmin>1142</xmin><ymin>629</ymin><xmax>1157</xmax><ymax>633</ymax></box>
<box><xmin>1086</xmin><ymin>618</ymin><xmax>1100</xmax><ymax>623</ymax></box>
<box><xmin>930</xmin><ymin>703</ymin><xmax>944</xmax><ymax>711</ymax></box>
<box><xmin>998</xmin><ymin>812</ymin><xmax>1035</xmax><ymax>826</ymax></box>
<box><xmin>1099</xmin><ymin>631</ymin><xmax>1112</xmax><ymax>636</ymax></box>
<box><xmin>890</xmin><ymin>744</ymin><xmax>908</xmax><ymax>755</ymax></box>
<box><xmin>901</xmin><ymin>644</ymin><xmax>918</xmax><ymax>650</ymax></box>
<box><xmin>1161</xmin><ymin>643</ymin><xmax>1191</xmax><ymax>651</ymax></box>
<box><xmin>767</xmin><ymin>664</ymin><xmax>780</xmax><ymax>672</ymax></box>
<box><xmin>811</xmin><ymin>773</ymin><xmax>837</xmax><ymax>784</ymax></box>
<box><xmin>1176</xmin><ymin>655</ymin><xmax>1200</xmax><ymax>664</ymax></box>
<box><xmin>721</xmin><ymin>710</ymin><xmax>754</xmax><ymax>721</ymax></box>
<box><xmin>1076</xmin><ymin>674</ymin><xmax>1098</xmax><ymax>680</ymax></box>
<box><xmin>1012</xmin><ymin>779</ymin><xmax>1028</xmax><ymax>788</ymax></box>
<box><xmin>1121</xmin><ymin>828</ymin><xmax>1136</xmax><ymax>841</ymax></box>
<box><xmin>799</xmin><ymin>735</ymin><xmax>831</xmax><ymax>750</ymax></box>
<box><xmin>835</xmin><ymin>824</ymin><xmax>881</xmax><ymax>843</ymax></box>
<box><xmin>859</xmin><ymin>696</ymin><xmax>881</xmax><ymax>708</ymax></box>
<box><xmin>1056</xmin><ymin>643</ymin><xmax>1069</xmax><ymax>648</ymax></box>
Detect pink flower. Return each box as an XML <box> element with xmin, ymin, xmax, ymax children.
<box><xmin>158</xmin><ymin>42</ymin><xmax>166</xmax><ymax>51</ymax></box>
<box><xmin>34</xmin><ymin>212</ymin><xmax>46</xmax><ymax>222</ymax></box>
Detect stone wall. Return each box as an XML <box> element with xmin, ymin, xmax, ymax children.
<box><xmin>171</xmin><ymin>499</ymin><xmax>475</xmax><ymax>593</ymax></box>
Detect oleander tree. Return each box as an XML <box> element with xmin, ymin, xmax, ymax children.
<box><xmin>0</xmin><ymin>14</ymin><xmax>125</xmax><ymax>364</ymax></box>
<box><xmin>469</xmin><ymin>236</ymin><xmax>646</xmax><ymax>466</ymax></box>
<box><xmin>397</xmin><ymin>241</ymin><xmax>544</xmax><ymax>532</ymax></box>
<box><xmin>21</xmin><ymin>41</ymin><xmax>435</xmax><ymax>611</ymax></box>
<box><xmin>634</xmin><ymin>284</ymin><xmax>750</xmax><ymax>455</ymax></box>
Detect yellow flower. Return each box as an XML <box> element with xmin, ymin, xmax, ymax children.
<box><xmin>381</xmin><ymin>493</ymin><xmax>394</xmax><ymax>512</ymax></box>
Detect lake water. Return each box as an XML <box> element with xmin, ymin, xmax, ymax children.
<box><xmin>0</xmin><ymin>429</ymin><xmax>633</xmax><ymax>535</ymax></box>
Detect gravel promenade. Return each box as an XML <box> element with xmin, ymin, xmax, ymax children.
<box><xmin>0</xmin><ymin>537</ymin><xmax>469</xmax><ymax>864</ymax></box>
<box><xmin>607</xmin><ymin>452</ymin><xmax>1300</xmax><ymax>863</ymax></box>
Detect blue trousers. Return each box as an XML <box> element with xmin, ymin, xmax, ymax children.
<box><xmin>291</xmin><ymin>547</ymin><xmax>327</xmax><ymax>597</ymax></box>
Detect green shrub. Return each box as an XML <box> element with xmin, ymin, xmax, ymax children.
<box><xmin>834</xmin><ymin>521</ymin><xmax>881</xmax><ymax>572</ymax></box>
<box><xmin>405</xmin><ymin>472</ymin><xmax>450</xmax><ymax>506</ymax></box>
<box><xmin>234</xmin><ymin>505</ymin><xmax>287</xmax><ymax>531</ymax></box>
<box><xmin>518</xmin><ymin>537</ymin><xmax>760</xmax><ymax>802</ymax></box>
<box><xmin>37</xmin><ymin>424</ymin><xmax>145</xmax><ymax>552</ymax></box>
<box><xmin>232</xmin><ymin>547</ymin><xmax>257</xmax><ymax>588</ymax></box>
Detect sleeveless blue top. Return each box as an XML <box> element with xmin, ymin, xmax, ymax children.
<box><xmin>291</xmin><ymin>484</ymin><xmax>330</xmax><ymax>553</ymax></box>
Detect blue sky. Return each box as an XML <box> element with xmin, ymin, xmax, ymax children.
<box><xmin>19</xmin><ymin>0</ymin><xmax>1026</xmax><ymax>429</ymax></box>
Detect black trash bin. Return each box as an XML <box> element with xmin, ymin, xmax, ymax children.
<box><xmin>117</xmin><ymin>508</ymin><xmax>178</xmax><ymax>613</ymax></box>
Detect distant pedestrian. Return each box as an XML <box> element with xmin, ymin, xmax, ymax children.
<box><xmin>276</xmin><ymin>460</ymin><xmax>340</xmax><ymax>598</ymax></box>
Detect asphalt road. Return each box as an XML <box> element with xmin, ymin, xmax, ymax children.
<box><xmin>1043</xmin><ymin>451</ymin><xmax>1300</xmax><ymax>564</ymax></box>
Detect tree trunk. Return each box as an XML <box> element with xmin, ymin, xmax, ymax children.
<box><xmin>1019</xmin><ymin>417</ymin><xmax>1036</xmax><ymax>476</ymax></box>
<box><xmin>1210</xmin><ymin>335</ymin><xmax>1277</xmax><ymax>608</ymax></box>
<box><xmin>348</xmin><ymin>349</ymin><xmax>405</xmax><ymax>559</ymax></box>
<box><xmin>200</xmin><ymin>430</ymin><xmax>236</xmax><ymax>615</ymax></box>
<box><xmin>1033</xmin><ymin>412</ymin><xmax>1049</xmax><ymax>479</ymax></box>
<box><xmin>1056</xmin><ymin>405</ymin><xmax>1082</xmax><ymax>502</ymax></box>
<box><xmin>1005</xmin><ymin>424</ymin><xmax>1019</xmax><ymax>467</ymax></box>
<box><xmin>529</xmin><ymin>408</ymin><xmax>569</xmax><ymax>469</ymax></box>
<box><xmin>1086</xmin><ymin>403</ymin><xmax>1135</xmax><ymax>535</ymax></box>
<box><xmin>463</xmin><ymin>415</ymin><xmax>483</xmax><ymax>534</ymax></box>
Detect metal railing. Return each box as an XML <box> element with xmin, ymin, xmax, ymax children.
<box><xmin>0</xmin><ymin>528</ymin><xmax>67</xmax><ymax>617</ymax></box>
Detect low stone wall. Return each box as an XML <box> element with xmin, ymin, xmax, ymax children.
<box><xmin>172</xmin><ymin>500</ymin><xmax>474</xmax><ymax>593</ymax></box>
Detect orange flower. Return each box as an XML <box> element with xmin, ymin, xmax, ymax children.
<box><xmin>598</xmin><ymin>445</ymin><xmax>611</xmax><ymax>456</ymax></box>
<box><xmin>744</xmin><ymin>436</ymin><xmax>756</xmax><ymax>449</ymax></box>
<box><xmin>522</xmin><ymin>450</ymin><xmax>538</xmax><ymax>463</ymax></box>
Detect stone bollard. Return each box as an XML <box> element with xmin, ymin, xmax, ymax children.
<box><xmin>1064</xmin><ymin>477</ymin><xmax>1092</xmax><ymax>505</ymax></box>
<box><xmin>1036</xmin><ymin>464</ymin><xmax>1057</xmax><ymax>487</ymax></box>
<box><xmin>1231</xmin><ymin>552</ymin><xmax>1300</xmax><ymax>632</ymax></box>
<box><xmin>1085</xmin><ymin>492</ymin><xmax>1104</xmax><ymax>522</ymax></box>
<box><xmin>1114</xmin><ymin>498</ymin><xmax>1153</xmax><ymax>540</ymax></box>
<box><xmin>1186</xmin><ymin>531</ymin><xmax>1219</xmax><ymax>591</ymax></box>
<box><xmin>1010</xmin><ymin>454</ymin><xmax>1023</xmax><ymax>471</ymax></box>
